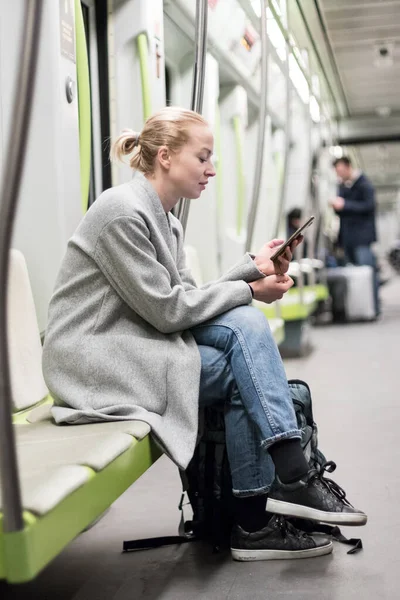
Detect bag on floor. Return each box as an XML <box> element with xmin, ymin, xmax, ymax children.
<box><xmin>123</xmin><ymin>380</ymin><xmax>361</xmax><ymax>555</ymax></box>
<box><xmin>181</xmin><ymin>379</ymin><xmax>328</xmax><ymax>551</ymax></box>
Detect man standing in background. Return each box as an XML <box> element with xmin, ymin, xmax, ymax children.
<box><xmin>331</xmin><ymin>157</ymin><xmax>380</xmax><ymax>317</ymax></box>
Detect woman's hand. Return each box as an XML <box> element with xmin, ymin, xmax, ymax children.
<box><xmin>249</xmin><ymin>274</ymin><xmax>294</xmax><ymax>304</ymax></box>
<box><xmin>253</xmin><ymin>238</ymin><xmax>303</xmax><ymax>276</ymax></box>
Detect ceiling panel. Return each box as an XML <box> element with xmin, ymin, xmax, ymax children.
<box><xmin>296</xmin><ymin>1</ymin><xmax>400</xmax><ymax>209</ymax></box>
<box><xmin>318</xmin><ymin>0</ymin><xmax>400</xmax><ymax>112</ymax></box>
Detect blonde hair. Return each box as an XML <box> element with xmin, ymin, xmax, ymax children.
<box><xmin>111</xmin><ymin>107</ymin><xmax>209</xmax><ymax>174</ymax></box>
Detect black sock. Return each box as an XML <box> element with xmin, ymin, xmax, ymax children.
<box><xmin>269</xmin><ymin>438</ymin><xmax>309</xmax><ymax>484</ymax></box>
<box><xmin>234</xmin><ymin>494</ymin><xmax>270</xmax><ymax>533</ymax></box>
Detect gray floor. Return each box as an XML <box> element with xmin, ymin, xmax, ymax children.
<box><xmin>3</xmin><ymin>278</ymin><xmax>400</xmax><ymax>599</ymax></box>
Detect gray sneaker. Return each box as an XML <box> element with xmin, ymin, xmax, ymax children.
<box><xmin>267</xmin><ymin>461</ymin><xmax>367</xmax><ymax>526</ymax></box>
<box><xmin>231</xmin><ymin>515</ymin><xmax>333</xmax><ymax>562</ymax></box>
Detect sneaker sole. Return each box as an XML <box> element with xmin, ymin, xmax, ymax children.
<box><xmin>266</xmin><ymin>498</ymin><xmax>368</xmax><ymax>526</ymax></box>
<box><xmin>231</xmin><ymin>541</ymin><xmax>333</xmax><ymax>562</ymax></box>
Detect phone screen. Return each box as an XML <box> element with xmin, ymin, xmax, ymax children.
<box><xmin>270</xmin><ymin>216</ymin><xmax>315</xmax><ymax>262</ymax></box>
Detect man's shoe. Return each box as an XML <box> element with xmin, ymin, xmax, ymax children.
<box><xmin>267</xmin><ymin>461</ymin><xmax>367</xmax><ymax>526</ymax></box>
<box><xmin>231</xmin><ymin>515</ymin><xmax>333</xmax><ymax>562</ymax></box>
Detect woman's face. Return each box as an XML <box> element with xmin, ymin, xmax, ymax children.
<box><xmin>168</xmin><ymin>125</ymin><xmax>216</xmax><ymax>199</ymax></box>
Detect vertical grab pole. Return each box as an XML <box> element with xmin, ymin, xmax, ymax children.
<box><xmin>232</xmin><ymin>116</ymin><xmax>246</xmax><ymax>236</ymax></box>
<box><xmin>299</xmin><ymin>111</ymin><xmax>316</xmax><ymax>285</ymax></box>
<box><xmin>273</xmin><ymin>35</ymin><xmax>291</xmax><ymax>239</ymax></box>
<box><xmin>246</xmin><ymin>0</ymin><xmax>269</xmax><ymax>253</ymax></box>
<box><xmin>175</xmin><ymin>0</ymin><xmax>208</xmax><ymax>231</ymax></box>
<box><xmin>0</xmin><ymin>0</ymin><xmax>44</xmax><ymax>533</ymax></box>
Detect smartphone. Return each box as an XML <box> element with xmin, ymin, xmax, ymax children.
<box><xmin>270</xmin><ymin>216</ymin><xmax>315</xmax><ymax>262</ymax></box>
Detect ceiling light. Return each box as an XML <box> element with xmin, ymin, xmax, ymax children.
<box><xmin>375</xmin><ymin>106</ymin><xmax>391</xmax><ymax>117</ymax></box>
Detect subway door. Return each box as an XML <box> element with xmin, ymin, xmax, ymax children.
<box><xmin>109</xmin><ymin>0</ymin><xmax>166</xmax><ymax>185</ymax></box>
<box><xmin>1</xmin><ymin>0</ymin><xmax>82</xmax><ymax>333</ymax></box>
<box><xmin>184</xmin><ymin>54</ymin><xmax>220</xmax><ymax>282</ymax></box>
<box><xmin>219</xmin><ymin>85</ymin><xmax>248</xmax><ymax>273</ymax></box>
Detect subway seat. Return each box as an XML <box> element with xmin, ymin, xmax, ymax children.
<box><xmin>1</xmin><ymin>416</ymin><xmax>151</xmax><ymax>516</ymax></box>
<box><xmin>0</xmin><ymin>250</ymin><xmax>160</xmax><ymax>584</ymax></box>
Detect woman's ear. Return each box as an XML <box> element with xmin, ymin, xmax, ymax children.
<box><xmin>157</xmin><ymin>145</ymin><xmax>171</xmax><ymax>170</ymax></box>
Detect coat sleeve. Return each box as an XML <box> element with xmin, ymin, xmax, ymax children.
<box><xmin>94</xmin><ymin>216</ymin><xmax>253</xmax><ymax>334</ymax></box>
<box><xmin>341</xmin><ymin>182</ymin><xmax>376</xmax><ymax>215</ymax></box>
<box><xmin>174</xmin><ymin>218</ymin><xmax>266</xmax><ymax>290</ymax></box>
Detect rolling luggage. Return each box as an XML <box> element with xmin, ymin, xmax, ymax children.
<box><xmin>327</xmin><ymin>265</ymin><xmax>375</xmax><ymax>322</ymax></box>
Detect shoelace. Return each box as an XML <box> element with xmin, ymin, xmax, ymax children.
<box><xmin>311</xmin><ymin>461</ymin><xmax>354</xmax><ymax>508</ymax></box>
<box><xmin>275</xmin><ymin>515</ymin><xmax>309</xmax><ymax>540</ymax></box>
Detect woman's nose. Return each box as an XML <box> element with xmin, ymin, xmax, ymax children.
<box><xmin>206</xmin><ymin>164</ymin><xmax>216</xmax><ymax>178</ymax></box>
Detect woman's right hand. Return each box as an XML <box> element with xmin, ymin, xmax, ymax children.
<box><xmin>249</xmin><ymin>274</ymin><xmax>294</xmax><ymax>304</ymax></box>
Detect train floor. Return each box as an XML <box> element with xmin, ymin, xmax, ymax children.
<box><xmin>3</xmin><ymin>277</ymin><xmax>400</xmax><ymax>600</ymax></box>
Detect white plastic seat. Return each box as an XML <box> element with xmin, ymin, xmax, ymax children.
<box><xmin>0</xmin><ymin>418</ymin><xmax>150</xmax><ymax>515</ymax></box>
<box><xmin>1</xmin><ymin>250</ymin><xmax>153</xmax><ymax>516</ymax></box>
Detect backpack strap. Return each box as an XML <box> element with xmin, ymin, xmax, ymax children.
<box><xmin>123</xmin><ymin>493</ymin><xmax>199</xmax><ymax>552</ymax></box>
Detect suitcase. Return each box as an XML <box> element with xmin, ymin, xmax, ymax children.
<box><xmin>327</xmin><ymin>266</ymin><xmax>375</xmax><ymax>322</ymax></box>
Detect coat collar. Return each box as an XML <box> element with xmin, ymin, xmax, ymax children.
<box><xmin>129</xmin><ymin>171</ymin><xmax>175</xmax><ymax>254</ymax></box>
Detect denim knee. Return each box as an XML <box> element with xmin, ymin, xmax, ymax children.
<box><xmin>215</xmin><ymin>305</ymin><xmax>270</xmax><ymax>335</ymax></box>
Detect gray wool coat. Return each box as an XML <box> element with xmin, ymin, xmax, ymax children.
<box><xmin>42</xmin><ymin>172</ymin><xmax>264</xmax><ymax>469</ymax></box>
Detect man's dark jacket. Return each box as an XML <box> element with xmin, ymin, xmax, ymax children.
<box><xmin>336</xmin><ymin>173</ymin><xmax>377</xmax><ymax>248</ymax></box>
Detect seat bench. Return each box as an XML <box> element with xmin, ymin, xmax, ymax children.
<box><xmin>0</xmin><ymin>250</ymin><xmax>162</xmax><ymax>584</ymax></box>
<box><xmin>0</xmin><ymin>401</ymin><xmax>162</xmax><ymax>583</ymax></box>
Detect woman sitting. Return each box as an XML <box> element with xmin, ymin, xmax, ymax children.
<box><xmin>43</xmin><ymin>107</ymin><xmax>366</xmax><ymax>562</ymax></box>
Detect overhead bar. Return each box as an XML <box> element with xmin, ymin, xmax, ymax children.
<box><xmin>273</xmin><ymin>36</ymin><xmax>291</xmax><ymax>239</ymax></box>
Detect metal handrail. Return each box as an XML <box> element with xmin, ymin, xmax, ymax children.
<box><xmin>245</xmin><ymin>0</ymin><xmax>269</xmax><ymax>253</ymax></box>
<box><xmin>175</xmin><ymin>0</ymin><xmax>208</xmax><ymax>231</ymax></box>
<box><xmin>0</xmin><ymin>0</ymin><xmax>44</xmax><ymax>533</ymax></box>
<box><xmin>273</xmin><ymin>36</ymin><xmax>291</xmax><ymax>239</ymax></box>
<box><xmin>232</xmin><ymin>115</ymin><xmax>246</xmax><ymax>237</ymax></box>
<box><xmin>298</xmin><ymin>111</ymin><xmax>316</xmax><ymax>286</ymax></box>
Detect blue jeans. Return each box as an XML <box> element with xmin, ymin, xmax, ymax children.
<box><xmin>191</xmin><ymin>306</ymin><xmax>301</xmax><ymax>497</ymax></box>
<box><xmin>345</xmin><ymin>245</ymin><xmax>380</xmax><ymax>315</ymax></box>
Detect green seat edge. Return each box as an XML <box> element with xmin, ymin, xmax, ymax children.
<box><xmin>312</xmin><ymin>283</ymin><xmax>329</xmax><ymax>302</ymax></box>
<box><xmin>0</xmin><ymin>433</ymin><xmax>162</xmax><ymax>584</ymax></box>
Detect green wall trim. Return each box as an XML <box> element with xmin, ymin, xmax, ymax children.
<box><xmin>215</xmin><ymin>104</ymin><xmax>223</xmax><ymax>222</ymax></box>
<box><xmin>75</xmin><ymin>0</ymin><xmax>92</xmax><ymax>213</ymax></box>
<box><xmin>0</xmin><ymin>515</ymin><xmax>5</xmax><ymax>580</ymax></box>
<box><xmin>232</xmin><ymin>116</ymin><xmax>245</xmax><ymax>236</ymax></box>
<box><xmin>0</xmin><ymin>435</ymin><xmax>162</xmax><ymax>583</ymax></box>
<box><xmin>137</xmin><ymin>33</ymin><xmax>152</xmax><ymax>121</ymax></box>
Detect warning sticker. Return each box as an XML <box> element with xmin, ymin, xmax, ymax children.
<box><xmin>60</xmin><ymin>0</ymin><xmax>76</xmax><ymax>63</ymax></box>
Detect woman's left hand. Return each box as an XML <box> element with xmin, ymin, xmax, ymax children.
<box><xmin>254</xmin><ymin>237</ymin><xmax>302</xmax><ymax>276</ymax></box>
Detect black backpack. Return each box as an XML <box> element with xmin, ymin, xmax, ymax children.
<box><xmin>123</xmin><ymin>379</ymin><xmax>362</xmax><ymax>555</ymax></box>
